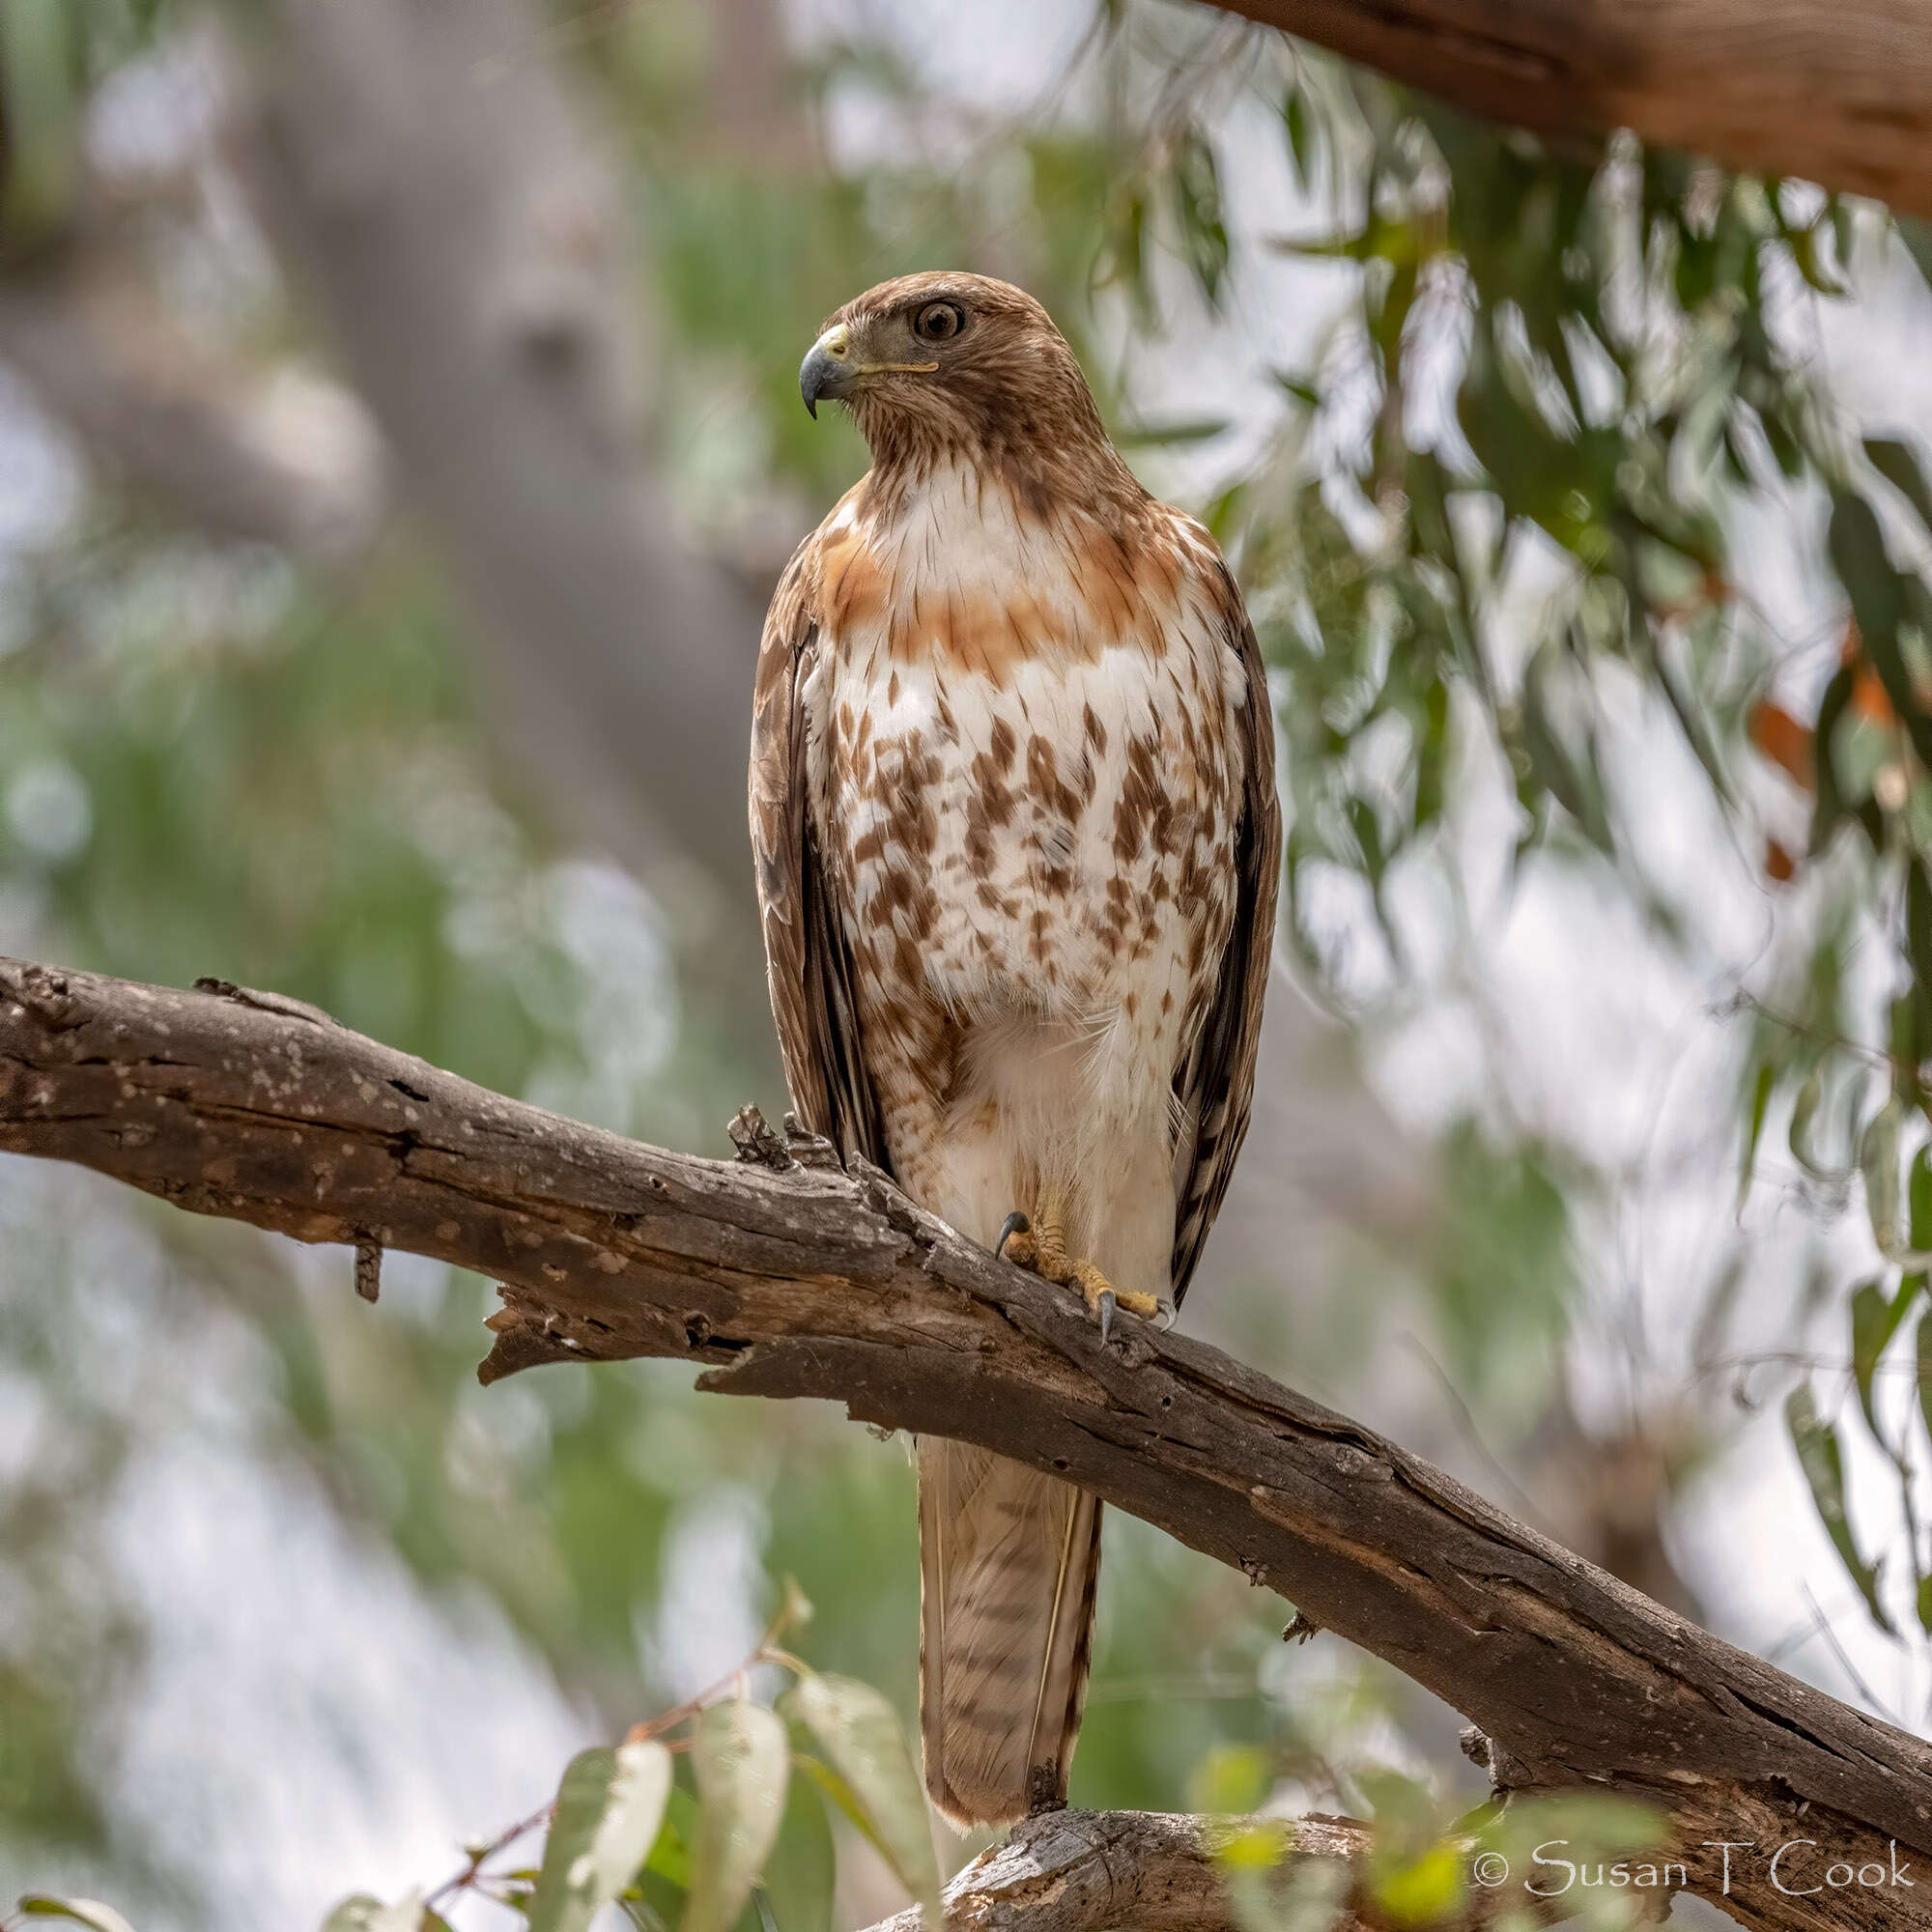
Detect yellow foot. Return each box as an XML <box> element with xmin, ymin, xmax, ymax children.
<box><xmin>995</xmin><ymin>1212</ymin><xmax>1172</xmax><ymax>1342</ymax></box>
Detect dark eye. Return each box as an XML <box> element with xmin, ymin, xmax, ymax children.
<box><xmin>912</xmin><ymin>300</ymin><xmax>965</xmax><ymax>344</ymax></box>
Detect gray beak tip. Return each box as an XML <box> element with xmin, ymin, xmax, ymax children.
<box><xmin>799</xmin><ymin>340</ymin><xmax>842</xmax><ymax>421</ymax></box>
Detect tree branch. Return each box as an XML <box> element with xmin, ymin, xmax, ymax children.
<box><xmin>858</xmin><ymin>1810</ymin><xmax>1387</xmax><ymax>1932</ymax></box>
<box><xmin>1208</xmin><ymin>0</ymin><xmax>1932</xmax><ymax>219</ymax></box>
<box><xmin>3</xmin><ymin>953</ymin><xmax>1930</xmax><ymax>1932</ymax></box>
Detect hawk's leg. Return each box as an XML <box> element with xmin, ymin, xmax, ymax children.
<box><xmin>994</xmin><ymin>1195</ymin><xmax>1172</xmax><ymax>1342</ymax></box>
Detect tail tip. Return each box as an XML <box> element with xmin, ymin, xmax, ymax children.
<box><xmin>924</xmin><ymin>1760</ymin><xmax>1065</xmax><ymax>1833</ymax></box>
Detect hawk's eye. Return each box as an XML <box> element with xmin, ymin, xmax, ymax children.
<box><xmin>912</xmin><ymin>300</ymin><xmax>966</xmax><ymax>344</ymax></box>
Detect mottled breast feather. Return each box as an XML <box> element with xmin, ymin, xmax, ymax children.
<box><xmin>750</xmin><ymin>483</ymin><xmax>1280</xmax><ymax>1303</ymax></box>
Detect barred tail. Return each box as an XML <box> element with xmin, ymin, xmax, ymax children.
<box><xmin>916</xmin><ymin>1439</ymin><xmax>1101</xmax><ymax>1829</ymax></box>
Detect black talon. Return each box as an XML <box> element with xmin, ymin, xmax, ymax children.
<box><xmin>996</xmin><ymin>1210</ymin><xmax>1031</xmax><ymax>1259</ymax></box>
<box><xmin>1095</xmin><ymin>1289</ymin><xmax>1117</xmax><ymax>1344</ymax></box>
<box><xmin>1153</xmin><ymin>1298</ymin><xmax>1177</xmax><ymax>1331</ymax></box>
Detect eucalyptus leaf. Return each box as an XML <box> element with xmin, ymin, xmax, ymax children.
<box><xmin>1861</xmin><ymin>1098</ymin><xmax>1905</xmax><ymax>1256</ymax></box>
<box><xmin>1371</xmin><ymin>1841</ymin><xmax>1468</xmax><ymax>1925</ymax></box>
<box><xmin>1788</xmin><ymin>1068</ymin><xmax>1838</xmax><ymax>1181</ymax></box>
<box><xmin>1785</xmin><ymin>1384</ymin><xmax>1893</xmax><ymax>1634</ymax></box>
<box><xmin>1282</xmin><ymin>85</ymin><xmax>1314</xmax><ymax>186</ymax></box>
<box><xmin>1517</xmin><ymin>648</ymin><xmax>1612</xmax><ymax>854</ymax></box>
<box><xmin>792</xmin><ymin>1752</ymin><xmax>882</xmax><ymax>1850</ymax></box>
<box><xmin>787</xmin><ymin>1675</ymin><xmax>941</xmax><ymax>1927</ymax></box>
<box><xmin>1865</xmin><ymin>437</ymin><xmax>1932</xmax><ymax>538</ymax></box>
<box><xmin>1829</xmin><ymin>489</ymin><xmax>1932</xmax><ymax>773</ymax></box>
<box><xmin>1849</xmin><ymin>1277</ymin><xmax>1914</xmax><ymax>1443</ymax></box>
<box><xmin>645</xmin><ymin>1788</ymin><xmax>696</xmax><ymax>1890</ymax></box>
<box><xmin>529</xmin><ymin>1742</ymin><xmax>674</xmax><ymax>1932</ymax></box>
<box><xmin>758</xmin><ymin>1758</ymin><xmax>837</xmax><ymax>1932</ymax></box>
<box><xmin>1115</xmin><ymin>417</ymin><xmax>1232</xmax><ymax>447</ymax></box>
<box><xmin>1899</xmin><ymin>215</ymin><xmax>1932</xmax><ymax>293</ymax></box>
<box><xmin>1169</xmin><ymin>127</ymin><xmax>1229</xmax><ymax>308</ymax></box>
<box><xmin>1808</xmin><ymin>663</ymin><xmax>1858</xmax><ymax>851</ymax></box>
<box><xmin>17</xmin><ymin>1901</ymin><xmax>141</xmax><ymax>1932</ymax></box>
<box><xmin>684</xmin><ymin>1700</ymin><xmax>789</xmax><ymax>1932</ymax></box>
<box><xmin>1828</xmin><ymin>490</ymin><xmax>1908</xmax><ymax>648</ymax></box>
<box><xmin>1780</xmin><ymin>217</ymin><xmax>1846</xmax><ymax>296</ymax></box>
<box><xmin>1910</xmin><ymin>865</ymin><xmax>1932</xmax><ymax>1044</ymax></box>
<box><xmin>1918</xmin><ymin>1310</ymin><xmax>1932</xmax><ymax>1463</ymax></box>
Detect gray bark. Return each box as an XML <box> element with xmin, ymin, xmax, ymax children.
<box><xmin>858</xmin><ymin>1810</ymin><xmax>1388</xmax><ymax>1932</ymax></box>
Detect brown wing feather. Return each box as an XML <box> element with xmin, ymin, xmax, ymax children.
<box><xmin>1169</xmin><ymin>562</ymin><xmax>1281</xmax><ymax>1304</ymax></box>
<box><xmin>749</xmin><ymin>530</ymin><xmax>888</xmax><ymax>1169</ymax></box>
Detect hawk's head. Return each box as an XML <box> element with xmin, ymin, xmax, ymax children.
<box><xmin>800</xmin><ymin>272</ymin><xmax>1124</xmax><ymax>503</ymax></box>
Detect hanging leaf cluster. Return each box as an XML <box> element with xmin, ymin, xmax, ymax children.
<box><xmin>313</xmin><ymin>1657</ymin><xmax>943</xmax><ymax>1932</ymax></box>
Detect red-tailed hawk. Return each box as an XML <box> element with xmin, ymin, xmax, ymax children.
<box><xmin>750</xmin><ymin>272</ymin><xmax>1279</xmax><ymax>1828</ymax></box>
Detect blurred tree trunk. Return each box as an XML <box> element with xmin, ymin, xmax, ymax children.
<box><xmin>229</xmin><ymin>0</ymin><xmax>765</xmax><ymax>912</ymax></box>
<box><xmin>700</xmin><ymin>0</ymin><xmax>817</xmax><ymax>171</ymax></box>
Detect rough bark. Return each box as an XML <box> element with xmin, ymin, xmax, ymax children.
<box><xmin>1208</xmin><ymin>0</ymin><xmax>1932</xmax><ymax>218</ymax></box>
<box><xmin>858</xmin><ymin>1810</ymin><xmax>1387</xmax><ymax>1932</ymax></box>
<box><xmin>1</xmin><ymin>954</ymin><xmax>1929</xmax><ymax>1929</ymax></box>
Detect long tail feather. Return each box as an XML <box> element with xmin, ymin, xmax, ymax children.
<box><xmin>916</xmin><ymin>1439</ymin><xmax>1101</xmax><ymax>1829</ymax></box>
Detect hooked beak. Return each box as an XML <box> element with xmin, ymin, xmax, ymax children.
<box><xmin>799</xmin><ymin>323</ymin><xmax>854</xmax><ymax>420</ymax></box>
<box><xmin>799</xmin><ymin>321</ymin><xmax>939</xmax><ymax>418</ymax></box>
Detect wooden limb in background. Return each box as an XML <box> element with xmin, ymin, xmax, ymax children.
<box><xmin>3</xmin><ymin>953</ymin><xmax>1930</xmax><ymax>1932</ymax></box>
<box><xmin>1207</xmin><ymin>0</ymin><xmax>1932</xmax><ymax>220</ymax></box>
